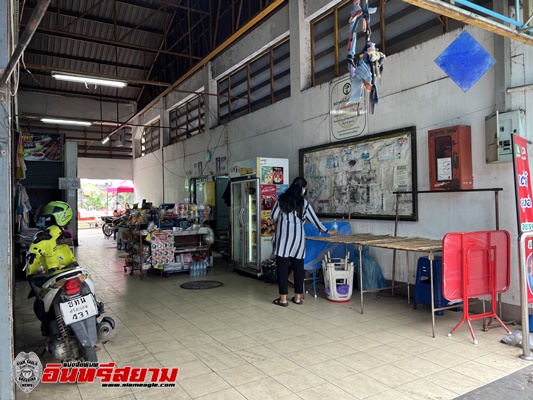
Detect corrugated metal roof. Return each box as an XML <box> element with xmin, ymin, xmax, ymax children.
<box><xmin>18</xmin><ymin>0</ymin><xmax>494</xmax><ymax>159</ymax></box>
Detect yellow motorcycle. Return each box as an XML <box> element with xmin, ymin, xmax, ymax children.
<box><xmin>25</xmin><ymin>201</ymin><xmax>115</xmax><ymax>362</ymax></box>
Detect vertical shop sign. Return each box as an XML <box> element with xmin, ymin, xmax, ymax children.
<box><xmin>511</xmin><ymin>134</ymin><xmax>533</xmax><ymax>302</ymax></box>
<box><xmin>259</xmin><ymin>184</ymin><xmax>276</xmax><ymax>237</ymax></box>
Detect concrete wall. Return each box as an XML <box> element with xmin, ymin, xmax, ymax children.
<box><xmin>78</xmin><ymin>158</ymin><xmax>133</xmax><ymax>180</ymax></box>
<box><xmin>130</xmin><ymin>2</ymin><xmax>533</xmax><ymax>316</ymax></box>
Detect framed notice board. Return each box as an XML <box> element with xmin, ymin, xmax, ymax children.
<box><xmin>299</xmin><ymin>126</ymin><xmax>418</xmax><ymax>221</ymax></box>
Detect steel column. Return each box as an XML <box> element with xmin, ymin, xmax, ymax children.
<box><xmin>0</xmin><ymin>0</ymin><xmax>51</xmax><ymax>85</ymax></box>
<box><xmin>0</xmin><ymin>0</ymin><xmax>14</xmax><ymax>396</ymax></box>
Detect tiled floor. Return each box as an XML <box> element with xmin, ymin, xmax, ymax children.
<box><xmin>13</xmin><ymin>229</ymin><xmax>531</xmax><ymax>399</ymax></box>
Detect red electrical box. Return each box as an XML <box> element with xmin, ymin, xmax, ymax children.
<box><xmin>428</xmin><ymin>125</ymin><xmax>473</xmax><ymax>191</ymax></box>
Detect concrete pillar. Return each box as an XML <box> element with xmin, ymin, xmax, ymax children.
<box><xmin>63</xmin><ymin>142</ymin><xmax>79</xmax><ymax>245</ymax></box>
<box><xmin>160</xmin><ymin>97</ymin><xmax>168</xmax><ymax>202</ymax></box>
<box><xmin>290</xmin><ymin>0</ymin><xmax>312</xmax><ymax>93</ymax></box>
<box><xmin>0</xmin><ymin>0</ymin><xmax>14</xmax><ymax>397</ymax></box>
<box><xmin>204</xmin><ymin>62</ymin><xmax>217</xmax><ymax>130</ymax></box>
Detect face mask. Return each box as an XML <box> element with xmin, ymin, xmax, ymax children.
<box><xmin>302</xmin><ymin>189</ymin><xmax>306</xmax><ymax>195</ymax></box>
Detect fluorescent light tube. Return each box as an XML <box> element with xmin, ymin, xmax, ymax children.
<box><xmin>41</xmin><ymin>118</ymin><xmax>92</xmax><ymax>126</ymax></box>
<box><xmin>101</xmin><ymin>137</ymin><xmax>110</xmax><ymax>145</ymax></box>
<box><xmin>93</xmin><ymin>121</ymin><xmax>122</xmax><ymax>127</ymax></box>
<box><xmin>52</xmin><ymin>72</ymin><xmax>127</xmax><ymax>88</ymax></box>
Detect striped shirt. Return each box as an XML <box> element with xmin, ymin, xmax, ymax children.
<box><xmin>271</xmin><ymin>199</ymin><xmax>328</xmax><ymax>259</ymax></box>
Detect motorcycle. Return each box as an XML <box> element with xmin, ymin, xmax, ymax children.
<box><xmin>25</xmin><ymin>201</ymin><xmax>115</xmax><ymax>362</ymax></box>
<box><xmin>101</xmin><ymin>213</ymin><xmax>128</xmax><ymax>239</ymax></box>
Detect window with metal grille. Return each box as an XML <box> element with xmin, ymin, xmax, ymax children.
<box><xmin>311</xmin><ymin>0</ymin><xmax>451</xmax><ymax>87</ymax></box>
<box><xmin>140</xmin><ymin>120</ymin><xmax>160</xmax><ymax>157</ymax></box>
<box><xmin>218</xmin><ymin>38</ymin><xmax>290</xmax><ymax>124</ymax></box>
<box><xmin>169</xmin><ymin>94</ymin><xmax>205</xmax><ymax>144</ymax></box>
<box><xmin>311</xmin><ymin>1</ymin><xmax>352</xmax><ymax>87</ymax></box>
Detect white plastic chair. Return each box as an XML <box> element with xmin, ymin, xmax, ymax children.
<box><xmin>322</xmin><ymin>251</ymin><xmax>354</xmax><ymax>302</ymax></box>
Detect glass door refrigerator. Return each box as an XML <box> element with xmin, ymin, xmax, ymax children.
<box><xmin>230</xmin><ymin>157</ymin><xmax>289</xmax><ymax>276</ymax></box>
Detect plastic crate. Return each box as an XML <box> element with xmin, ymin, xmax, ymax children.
<box><xmin>413</xmin><ymin>256</ymin><xmax>448</xmax><ymax>315</ymax></box>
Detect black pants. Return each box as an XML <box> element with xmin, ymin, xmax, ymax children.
<box><xmin>276</xmin><ymin>256</ymin><xmax>304</xmax><ymax>295</ymax></box>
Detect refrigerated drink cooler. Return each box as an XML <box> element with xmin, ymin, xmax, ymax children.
<box><xmin>229</xmin><ymin>157</ymin><xmax>289</xmax><ymax>276</ymax></box>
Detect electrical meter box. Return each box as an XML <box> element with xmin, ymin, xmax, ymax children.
<box><xmin>428</xmin><ymin>125</ymin><xmax>473</xmax><ymax>191</ymax></box>
<box><xmin>485</xmin><ymin>110</ymin><xmax>524</xmax><ymax>163</ymax></box>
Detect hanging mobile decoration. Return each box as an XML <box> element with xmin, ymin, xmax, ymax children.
<box><xmin>345</xmin><ymin>0</ymin><xmax>385</xmax><ymax>114</ymax></box>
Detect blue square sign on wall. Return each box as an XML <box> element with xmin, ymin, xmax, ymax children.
<box><xmin>435</xmin><ymin>31</ymin><xmax>496</xmax><ymax>92</ymax></box>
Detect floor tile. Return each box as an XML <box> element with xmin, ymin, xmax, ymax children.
<box><xmin>12</xmin><ymin>230</ymin><xmax>529</xmax><ymax>400</ymax></box>
<box><xmin>304</xmin><ymin>359</ymin><xmax>357</xmax><ymax>381</ymax></box>
<box><xmin>216</xmin><ymin>363</ymin><xmax>268</xmax><ymax>386</ymax></box>
<box><xmin>396</xmin><ymin>378</ymin><xmax>459</xmax><ymax>399</ymax></box>
<box><xmin>200</xmin><ymin>352</ymin><xmax>248</xmax><ymax>372</ymax></box>
<box><xmin>235</xmin><ymin>376</ymin><xmax>293</xmax><ymax>399</ymax></box>
<box><xmin>272</xmin><ymin>367</ymin><xmax>327</xmax><ymax>392</ymax></box>
<box><xmin>391</xmin><ymin>355</ymin><xmax>447</xmax><ymax>378</ymax></box>
<box><xmin>333</xmin><ymin>372</ymin><xmax>391</xmax><ymax>398</ymax></box>
<box><xmin>298</xmin><ymin>382</ymin><xmax>358</xmax><ymax>400</ymax></box>
<box><xmin>178</xmin><ymin>372</ymin><xmax>231</xmax><ymax>398</ymax></box>
<box><xmin>194</xmin><ymin>387</ymin><xmax>247</xmax><ymax>400</ymax></box>
<box><xmin>364</xmin><ymin>363</ymin><xmax>418</xmax><ymax>387</ymax></box>
<box><xmin>251</xmin><ymin>355</ymin><xmax>300</xmax><ymax>376</ymax></box>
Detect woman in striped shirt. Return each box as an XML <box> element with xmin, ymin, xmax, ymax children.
<box><xmin>271</xmin><ymin>177</ymin><xmax>338</xmax><ymax>307</ymax></box>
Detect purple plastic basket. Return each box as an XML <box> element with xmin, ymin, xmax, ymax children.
<box><xmin>337</xmin><ymin>284</ymin><xmax>350</xmax><ymax>295</ymax></box>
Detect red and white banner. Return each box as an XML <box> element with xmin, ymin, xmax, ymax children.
<box><xmin>511</xmin><ymin>134</ymin><xmax>533</xmax><ymax>303</ymax></box>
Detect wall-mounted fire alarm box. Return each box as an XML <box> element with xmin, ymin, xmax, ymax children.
<box><xmin>428</xmin><ymin>125</ymin><xmax>473</xmax><ymax>191</ymax></box>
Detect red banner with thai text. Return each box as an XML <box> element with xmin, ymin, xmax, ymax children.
<box><xmin>511</xmin><ymin>134</ymin><xmax>533</xmax><ymax>303</ymax></box>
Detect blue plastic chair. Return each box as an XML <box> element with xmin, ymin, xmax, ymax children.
<box><xmin>303</xmin><ymin>222</ymin><xmax>354</xmax><ymax>297</ymax></box>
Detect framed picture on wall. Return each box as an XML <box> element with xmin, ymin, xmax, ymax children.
<box><xmin>299</xmin><ymin>126</ymin><xmax>418</xmax><ymax>221</ymax></box>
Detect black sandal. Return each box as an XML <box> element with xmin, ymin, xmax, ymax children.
<box><xmin>292</xmin><ymin>297</ymin><xmax>303</xmax><ymax>305</ymax></box>
<box><xmin>273</xmin><ymin>298</ymin><xmax>288</xmax><ymax>307</ymax></box>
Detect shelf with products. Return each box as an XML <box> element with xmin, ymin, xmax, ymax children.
<box><xmin>122</xmin><ymin>224</ymin><xmax>213</xmax><ymax>278</ymax></box>
<box><xmin>123</xmin><ymin>228</ymin><xmax>150</xmax><ymax>279</ymax></box>
<box><xmin>153</xmin><ymin>228</ymin><xmax>212</xmax><ymax>277</ymax></box>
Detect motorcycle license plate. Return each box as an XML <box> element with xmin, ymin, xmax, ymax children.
<box><xmin>59</xmin><ymin>294</ymin><xmax>98</xmax><ymax>325</ymax></box>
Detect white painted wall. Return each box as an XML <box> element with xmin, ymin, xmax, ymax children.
<box><xmin>78</xmin><ymin>158</ymin><xmax>133</xmax><ymax>180</ymax></box>
<box><xmin>131</xmin><ymin>2</ymin><xmax>533</xmax><ymax>316</ymax></box>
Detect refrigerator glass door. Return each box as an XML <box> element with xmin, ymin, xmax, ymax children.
<box><xmin>244</xmin><ymin>180</ymin><xmax>259</xmax><ymax>269</ymax></box>
<box><xmin>231</xmin><ymin>182</ymin><xmax>243</xmax><ymax>266</ymax></box>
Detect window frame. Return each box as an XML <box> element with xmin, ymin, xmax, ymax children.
<box><xmin>169</xmin><ymin>94</ymin><xmax>205</xmax><ymax>144</ymax></box>
<box><xmin>140</xmin><ymin>119</ymin><xmax>161</xmax><ymax>157</ymax></box>
<box><xmin>217</xmin><ymin>37</ymin><xmax>290</xmax><ymax>124</ymax></box>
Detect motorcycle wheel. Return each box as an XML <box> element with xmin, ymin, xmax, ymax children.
<box><xmin>102</xmin><ymin>223</ymin><xmax>113</xmax><ymax>237</ymax></box>
<box><xmin>81</xmin><ymin>346</ymin><xmax>98</xmax><ymax>362</ymax></box>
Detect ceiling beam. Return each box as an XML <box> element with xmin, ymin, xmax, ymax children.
<box><xmin>119</xmin><ymin>0</ymin><xmax>209</xmax><ymax>16</ymax></box>
<box><xmin>19</xmin><ymin>85</ymin><xmax>138</xmax><ymax>103</ymax></box>
<box><xmin>24</xmin><ymin>25</ymin><xmax>203</xmax><ymax>59</ymax></box>
<box><xmin>105</xmin><ymin>0</ymin><xmax>287</xmax><ymax>141</ymax></box>
<box><xmin>136</xmin><ymin>9</ymin><xmax>178</xmax><ymax>103</ymax></box>
<box><xmin>23</xmin><ymin>3</ymin><xmax>165</xmax><ymax>36</ymax></box>
<box><xmin>402</xmin><ymin>0</ymin><xmax>533</xmax><ymax>46</ymax></box>
<box><xmin>24</xmin><ymin>49</ymin><xmax>148</xmax><ymax>72</ymax></box>
<box><xmin>25</xmin><ymin>64</ymin><xmax>172</xmax><ymax>87</ymax></box>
